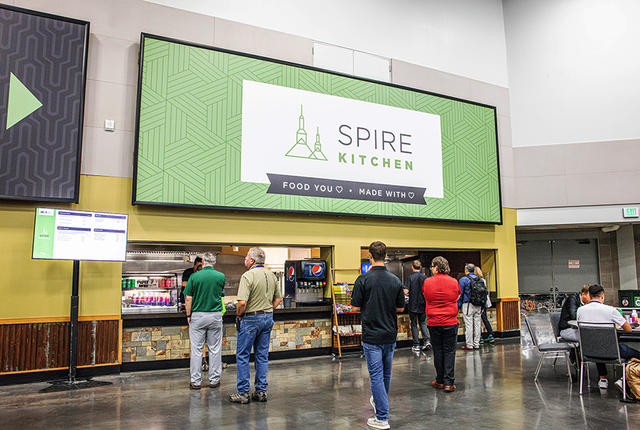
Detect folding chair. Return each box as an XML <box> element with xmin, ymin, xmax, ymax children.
<box><xmin>550</xmin><ymin>312</ymin><xmax>578</xmax><ymax>368</ymax></box>
<box><xmin>577</xmin><ymin>321</ymin><xmax>628</xmax><ymax>401</ymax></box>
<box><xmin>523</xmin><ymin>315</ymin><xmax>573</xmax><ymax>382</ymax></box>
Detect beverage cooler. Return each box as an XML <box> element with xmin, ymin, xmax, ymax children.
<box><xmin>121</xmin><ymin>273</ymin><xmax>179</xmax><ymax>314</ymax></box>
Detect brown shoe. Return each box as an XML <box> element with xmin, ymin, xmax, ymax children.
<box><xmin>190</xmin><ymin>383</ymin><xmax>201</xmax><ymax>390</ymax></box>
<box><xmin>443</xmin><ymin>385</ymin><xmax>456</xmax><ymax>392</ymax></box>
<box><xmin>431</xmin><ymin>381</ymin><xmax>444</xmax><ymax>389</ymax></box>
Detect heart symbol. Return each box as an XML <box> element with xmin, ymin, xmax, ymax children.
<box><xmin>408</xmin><ymin>192</ymin><xmax>415</xmax><ymax>199</ymax></box>
<box><xmin>336</xmin><ymin>186</ymin><xmax>343</xmax><ymax>194</ymax></box>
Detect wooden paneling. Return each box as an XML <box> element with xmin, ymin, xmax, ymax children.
<box><xmin>0</xmin><ymin>320</ymin><xmax>119</xmax><ymax>374</ymax></box>
<box><xmin>497</xmin><ymin>298</ymin><xmax>521</xmax><ymax>332</ymax></box>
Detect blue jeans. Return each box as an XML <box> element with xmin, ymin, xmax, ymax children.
<box><xmin>236</xmin><ymin>313</ymin><xmax>274</xmax><ymax>394</ymax></box>
<box><xmin>362</xmin><ymin>342</ymin><xmax>395</xmax><ymax>422</ymax></box>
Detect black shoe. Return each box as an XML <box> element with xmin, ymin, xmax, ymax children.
<box><xmin>229</xmin><ymin>392</ymin><xmax>250</xmax><ymax>404</ymax></box>
<box><xmin>209</xmin><ymin>381</ymin><xmax>220</xmax><ymax>388</ymax></box>
<box><xmin>422</xmin><ymin>342</ymin><xmax>432</xmax><ymax>351</ymax></box>
<box><xmin>251</xmin><ymin>391</ymin><xmax>268</xmax><ymax>402</ymax></box>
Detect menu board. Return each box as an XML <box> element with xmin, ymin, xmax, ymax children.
<box><xmin>32</xmin><ymin>208</ymin><xmax>128</xmax><ymax>261</ymax></box>
<box><xmin>133</xmin><ymin>34</ymin><xmax>502</xmax><ymax>224</ymax></box>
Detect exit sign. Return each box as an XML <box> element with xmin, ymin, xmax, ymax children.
<box><xmin>623</xmin><ymin>207</ymin><xmax>639</xmax><ymax>218</ymax></box>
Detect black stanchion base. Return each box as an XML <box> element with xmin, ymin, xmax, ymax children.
<box><xmin>39</xmin><ymin>378</ymin><xmax>113</xmax><ymax>393</ymax></box>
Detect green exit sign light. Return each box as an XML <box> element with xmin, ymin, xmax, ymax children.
<box><xmin>623</xmin><ymin>207</ymin><xmax>639</xmax><ymax>218</ymax></box>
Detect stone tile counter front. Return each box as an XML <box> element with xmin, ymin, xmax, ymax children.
<box><xmin>122</xmin><ymin>318</ymin><xmax>332</xmax><ymax>363</ymax></box>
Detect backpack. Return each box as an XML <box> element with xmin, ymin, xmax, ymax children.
<box><xmin>467</xmin><ymin>275</ymin><xmax>488</xmax><ymax>307</ymax></box>
<box><xmin>626</xmin><ymin>358</ymin><xmax>640</xmax><ymax>400</ymax></box>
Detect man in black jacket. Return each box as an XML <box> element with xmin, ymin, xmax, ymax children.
<box><xmin>405</xmin><ymin>260</ymin><xmax>431</xmax><ymax>352</ymax></box>
<box><xmin>559</xmin><ymin>284</ymin><xmax>590</xmax><ymax>342</ymax></box>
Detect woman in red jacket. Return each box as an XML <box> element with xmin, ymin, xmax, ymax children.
<box><xmin>422</xmin><ymin>256</ymin><xmax>461</xmax><ymax>392</ymax></box>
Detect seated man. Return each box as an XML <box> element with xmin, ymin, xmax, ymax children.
<box><xmin>559</xmin><ymin>284</ymin><xmax>590</xmax><ymax>342</ymax></box>
<box><xmin>576</xmin><ymin>284</ymin><xmax>640</xmax><ymax>390</ymax></box>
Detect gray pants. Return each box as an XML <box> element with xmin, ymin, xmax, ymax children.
<box><xmin>462</xmin><ymin>302</ymin><xmax>482</xmax><ymax>348</ymax></box>
<box><xmin>189</xmin><ymin>311</ymin><xmax>223</xmax><ymax>386</ymax></box>
<box><xmin>560</xmin><ymin>328</ymin><xmax>579</xmax><ymax>342</ymax></box>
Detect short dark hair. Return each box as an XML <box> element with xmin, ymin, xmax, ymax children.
<box><xmin>431</xmin><ymin>256</ymin><xmax>450</xmax><ymax>275</ymax></box>
<box><xmin>465</xmin><ymin>263</ymin><xmax>475</xmax><ymax>273</ymax></box>
<box><xmin>588</xmin><ymin>284</ymin><xmax>604</xmax><ymax>298</ymax></box>
<box><xmin>194</xmin><ymin>256</ymin><xmax>203</xmax><ymax>265</ymax></box>
<box><xmin>369</xmin><ymin>241</ymin><xmax>387</xmax><ymax>262</ymax></box>
<box><xmin>412</xmin><ymin>260</ymin><xmax>422</xmax><ymax>270</ymax></box>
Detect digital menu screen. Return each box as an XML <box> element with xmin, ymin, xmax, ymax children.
<box><xmin>32</xmin><ymin>208</ymin><xmax>128</xmax><ymax>261</ymax></box>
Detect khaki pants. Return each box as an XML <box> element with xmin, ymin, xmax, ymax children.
<box><xmin>462</xmin><ymin>303</ymin><xmax>482</xmax><ymax>348</ymax></box>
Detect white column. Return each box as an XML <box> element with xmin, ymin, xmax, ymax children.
<box><xmin>616</xmin><ymin>224</ymin><xmax>638</xmax><ymax>290</ymax></box>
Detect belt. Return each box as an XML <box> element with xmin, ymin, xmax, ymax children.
<box><xmin>245</xmin><ymin>310</ymin><xmax>267</xmax><ymax>315</ymax></box>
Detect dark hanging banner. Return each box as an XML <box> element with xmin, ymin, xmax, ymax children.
<box><xmin>0</xmin><ymin>5</ymin><xmax>89</xmax><ymax>202</ymax></box>
<box><xmin>266</xmin><ymin>173</ymin><xmax>427</xmax><ymax>205</ymax></box>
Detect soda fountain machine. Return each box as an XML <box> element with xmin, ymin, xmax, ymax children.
<box><xmin>284</xmin><ymin>259</ymin><xmax>327</xmax><ymax>305</ymax></box>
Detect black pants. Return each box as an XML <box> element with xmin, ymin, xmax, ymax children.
<box><xmin>409</xmin><ymin>312</ymin><xmax>430</xmax><ymax>346</ymax></box>
<box><xmin>428</xmin><ymin>324</ymin><xmax>458</xmax><ymax>386</ymax></box>
<box><xmin>481</xmin><ymin>307</ymin><xmax>494</xmax><ymax>336</ymax></box>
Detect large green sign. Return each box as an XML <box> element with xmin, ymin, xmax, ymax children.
<box><xmin>134</xmin><ymin>34</ymin><xmax>502</xmax><ymax>223</ymax></box>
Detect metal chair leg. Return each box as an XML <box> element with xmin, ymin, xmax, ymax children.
<box><xmin>565</xmin><ymin>352</ymin><xmax>573</xmax><ymax>383</ymax></box>
<box><xmin>553</xmin><ymin>356</ymin><xmax>557</xmax><ymax>367</ymax></box>
<box><xmin>622</xmin><ymin>363</ymin><xmax>627</xmax><ymax>401</ymax></box>
<box><xmin>534</xmin><ymin>354</ymin><xmax>544</xmax><ymax>381</ymax></box>
<box><xmin>579</xmin><ymin>361</ymin><xmax>584</xmax><ymax>394</ymax></box>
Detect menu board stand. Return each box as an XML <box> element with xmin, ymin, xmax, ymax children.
<box><xmin>40</xmin><ymin>260</ymin><xmax>113</xmax><ymax>392</ymax></box>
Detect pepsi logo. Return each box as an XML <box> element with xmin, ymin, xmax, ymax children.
<box><xmin>312</xmin><ymin>264</ymin><xmax>323</xmax><ymax>276</ymax></box>
<box><xmin>288</xmin><ymin>266</ymin><xmax>295</xmax><ymax>281</ymax></box>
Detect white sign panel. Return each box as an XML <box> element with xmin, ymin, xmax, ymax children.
<box><xmin>241</xmin><ymin>80</ymin><xmax>443</xmax><ymax>204</ymax></box>
<box><xmin>33</xmin><ymin>208</ymin><xmax>129</xmax><ymax>261</ymax></box>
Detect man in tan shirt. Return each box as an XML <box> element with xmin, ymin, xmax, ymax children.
<box><xmin>229</xmin><ymin>247</ymin><xmax>282</xmax><ymax>404</ymax></box>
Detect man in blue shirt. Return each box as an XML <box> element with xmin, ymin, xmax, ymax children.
<box><xmin>458</xmin><ymin>263</ymin><xmax>482</xmax><ymax>350</ymax></box>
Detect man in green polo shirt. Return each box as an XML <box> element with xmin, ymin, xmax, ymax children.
<box><xmin>183</xmin><ymin>252</ymin><xmax>225</xmax><ymax>389</ymax></box>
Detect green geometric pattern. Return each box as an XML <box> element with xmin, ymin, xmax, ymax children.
<box><xmin>136</xmin><ymin>36</ymin><xmax>501</xmax><ymax>223</ymax></box>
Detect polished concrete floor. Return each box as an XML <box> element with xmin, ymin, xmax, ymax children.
<box><xmin>1</xmin><ymin>327</ymin><xmax>639</xmax><ymax>429</ymax></box>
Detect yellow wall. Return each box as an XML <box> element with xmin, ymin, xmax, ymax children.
<box><xmin>0</xmin><ymin>175</ymin><xmax>519</xmax><ymax>319</ymax></box>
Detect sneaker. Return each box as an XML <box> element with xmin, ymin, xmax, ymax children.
<box><xmin>615</xmin><ymin>379</ymin><xmax>624</xmax><ymax>393</ymax></box>
<box><xmin>189</xmin><ymin>383</ymin><xmax>201</xmax><ymax>390</ymax></box>
<box><xmin>474</xmin><ymin>346</ymin><xmax>480</xmax><ymax>349</ymax></box>
<box><xmin>370</xmin><ymin>395</ymin><xmax>376</xmax><ymax>414</ymax></box>
<box><xmin>461</xmin><ymin>346</ymin><xmax>474</xmax><ymax>350</ymax></box>
<box><xmin>251</xmin><ymin>391</ymin><xmax>268</xmax><ymax>402</ymax></box>
<box><xmin>486</xmin><ymin>335</ymin><xmax>495</xmax><ymax>343</ymax></box>
<box><xmin>209</xmin><ymin>381</ymin><xmax>220</xmax><ymax>388</ymax></box>
<box><xmin>422</xmin><ymin>342</ymin><xmax>432</xmax><ymax>351</ymax></box>
<box><xmin>443</xmin><ymin>385</ymin><xmax>456</xmax><ymax>393</ymax></box>
<box><xmin>367</xmin><ymin>416</ymin><xmax>390</xmax><ymax>429</ymax></box>
<box><xmin>411</xmin><ymin>345</ymin><xmax>421</xmax><ymax>352</ymax></box>
<box><xmin>598</xmin><ymin>378</ymin><xmax>608</xmax><ymax>389</ymax></box>
<box><xmin>229</xmin><ymin>392</ymin><xmax>250</xmax><ymax>404</ymax></box>
<box><xmin>431</xmin><ymin>380</ymin><xmax>444</xmax><ymax>389</ymax></box>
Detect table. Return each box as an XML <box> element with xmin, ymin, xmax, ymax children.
<box><xmin>567</xmin><ymin>320</ymin><xmax>640</xmax><ymax>340</ymax></box>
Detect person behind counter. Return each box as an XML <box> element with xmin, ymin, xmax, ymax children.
<box><xmin>351</xmin><ymin>241</ymin><xmax>405</xmax><ymax>430</ymax></box>
<box><xmin>229</xmin><ymin>247</ymin><xmax>282</xmax><ymax>404</ymax></box>
<box><xmin>184</xmin><ymin>252</ymin><xmax>225</xmax><ymax>390</ymax></box>
<box><xmin>181</xmin><ymin>256</ymin><xmax>203</xmax><ymax>297</ymax></box>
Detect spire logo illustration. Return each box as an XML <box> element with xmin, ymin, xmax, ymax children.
<box><xmin>284</xmin><ymin>105</ymin><xmax>327</xmax><ymax>161</ymax></box>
